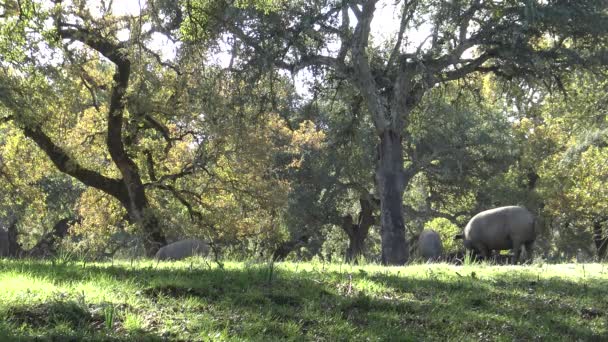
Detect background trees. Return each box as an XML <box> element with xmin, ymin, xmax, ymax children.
<box><xmin>0</xmin><ymin>0</ymin><xmax>607</xmax><ymax>262</ymax></box>
<box><xmin>183</xmin><ymin>0</ymin><xmax>608</xmax><ymax>264</ymax></box>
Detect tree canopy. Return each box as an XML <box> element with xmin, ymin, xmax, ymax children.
<box><xmin>0</xmin><ymin>0</ymin><xmax>607</xmax><ymax>262</ymax></box>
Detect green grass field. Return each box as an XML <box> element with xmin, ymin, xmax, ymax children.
<box><xmin>0</xmin><ymin>259</ymin><xmax>607</xmax><ymax>341</ymax></box>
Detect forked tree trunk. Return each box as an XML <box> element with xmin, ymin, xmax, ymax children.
<box><xmin>342</xmin><ymin>197</ymin><xmax>375</xmax><ymax>263</ymax></box>
<box><xmin>345</xmin><ymin>230</ymin><xmax>366</xmax><ymax>263</ymax></box>
<box><xmin>102</xmin><ymin>36</ymin><xmax>166</xmax><ymax>256</ymax></box>
<box><xmin>22</xmin><ymin>124</ymin><xmax>167</xmax><ymax>257</ymax></box>
<box><xmin>60</xmin><ymin>23</ymin><xmax>167</xmax><ymax>257</ymax></box>
<box><xmin>376</xmin><ymin>129</ymin><xmax>409</xmax><ymax>265</ymax></box>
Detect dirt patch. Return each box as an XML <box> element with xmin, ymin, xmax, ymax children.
<box><xmin>581</xmin><ymin>307</ymin><xmax>603</xmax><ymax>320</ymax></box>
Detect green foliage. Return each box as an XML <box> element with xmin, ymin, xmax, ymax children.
<box><xmin>319</xmin><ymin>224</ymin><xmax>348</xmax><ymax>262</ymax></box>
<box><xmin>0</xmin><ymin>1</ymin><xmax>305</xmax><ymax>257</ymax></box>
<box><xmin>402</xmin><ymin>80</ymin><xmax>521</xmax><ymax>233</ymax></box>
<box><xmin>510</xmin><ymin>71</ymin><xmax>608</xmax><ymax>258</ymax></box>
<box><xmin>1</xmin><ymin>0</ymin><xmax>607</xmax><ymax>262</ymax></box>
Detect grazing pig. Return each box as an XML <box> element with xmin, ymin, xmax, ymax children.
<box><xmin>154</xmin><ymin>239</ymin><xmax>210</xmax><ymax>261</ymax></box>
<box><xmin>418</xmin><ymin>229</ymin><xmax>443</xmax><ymax>261</ymax></box>
<box><xmin>456</xmin><ymin>206</ymin><xmax>536</xmax><ymax>264</ymax></box>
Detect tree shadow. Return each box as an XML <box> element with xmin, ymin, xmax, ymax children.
<box><xmin>365</xmin><ymin>268</ymin><xmax>608</xmax><ymax>340</ymax></box>
<box><xmin>0</xmin><ymin>260</ymin><xmax>607</xmax><ymax>340</ymax></box>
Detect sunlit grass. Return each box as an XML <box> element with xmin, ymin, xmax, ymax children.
<box><xmin>0</xmin><ymin>258</ymin><xmax>607</xmax><ymax>341</ymax></box>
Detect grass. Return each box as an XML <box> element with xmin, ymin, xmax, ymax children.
<box><xmin>0</xmin><ymin>259</ymin><xmax>607</xmax><ymax>341</ymax></box>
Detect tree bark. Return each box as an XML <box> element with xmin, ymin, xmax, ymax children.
<box><xmin>342</xmin><ymin>197</ymin><xmax>375</xmax><ymax>263</ymax></box>
<box><xmin>593</xmin><ymin>219</ymin><xmax>608</xmax><ymax>260</ymax></box>
<box><xmin>10</xmin><ymin>20</ymin><xmax>172</xmax><ymax>256</ymax></box>
<box><xmin>101</xmin><ymin>43</ymin><xmax>166</xmax><ymax>255</ymax></box>
<box><xmin>376</xmin><ymin>129</ymin><xmax>409</xmax><ymax>265</ymax></box>
<box><xmin>342</xmin><ymin>215</ymin><xmax>364</xmax><ymax>263</ymax></box>
<box><xmin>21</xmin><ymin>124</ymin><xmax>166</xmax><ymax>256</ymax></box>
<box><xmin>6</xmin><ymin>217</ymin><xmax>23</xmax><ymax>257</ymax></box>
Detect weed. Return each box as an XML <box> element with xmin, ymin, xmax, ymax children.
<box><xmin>103</xmin><ymin>303</ymin><xmax>116</xmax><ymax>330</ymax></box>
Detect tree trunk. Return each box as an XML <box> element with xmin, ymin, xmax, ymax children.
<box><xmin>6</xmin><ymin>218</ymin><xmax>23</xmax><ymax>257</ymax></box>
<box><xmin>345</xmin><ymin>230</ymin><xmax>365</xmax><ymax>263</ymax></box>
<box><xmin>100</xmin><ymin>32</ymin><xmax>166</xmax><ymax>257</ymax></box>
<box><xmin>135</xmin><ymin>206</ymin><xmax>166</xmax><ymax>256</ymax></box>
<box><xmin>347</xmin><ymin>1</ymin><xmax>412</xmax><ymax>265</ymax></box>
<box><xmin>272</xmin><ymin>235</ymin><xmax>309</xmax><ymax>261</ymax></box>
<box><xmin>28</xmin><ymin>217</ymin><xmax>77</xmax><ymax>258</ymax></box>
<box><xmin>376</xmin><ymin>129</ymin><xmax>409</xmax><ymax>265</ymax></box>
<box><xmin>342</xmin><ymin>215</ymin><xmax>364</xmax><ymax>263</ymax></box>
<box><xmin>120</xmin><ymin>184</ymin><xmax>166</xmax><ymax>256</ymax></box>
<box><xmin>61</xmin><ymin>24</ymin><xmax>167</xmax><ymax>256</ymax></box>
<box><xmin>22</xmin><ymin>124</ymin><xmax>166</xmax><ymax>257</ymax></box>
<box><xmin>342</xmin><ymin>197</ymin><xmax>375</xmax><ymax>263</ymax></box>
<box><xmin>593</xmin><ymin>219</ymin><xmax>608</xmax><ymax>260</ymax></box>
<box><xmin>3</xmin><ymin>16</ymin><xmax>172</xmax><ymax>257</ymax></box>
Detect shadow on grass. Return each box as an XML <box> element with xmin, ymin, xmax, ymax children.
<box><xmin>0</xmin><ymin>301</ymin><xmax>163</xmax><ymax>341</ymax></box>
<box><xmin>365</xmin><ymin>269</ymin><xmax>608</xmax><ymax>340</ymax></box>
<box><xmin>0</xmin><ymin>260</ymin><xmax>607</xmax><ymax>341</ymax></box>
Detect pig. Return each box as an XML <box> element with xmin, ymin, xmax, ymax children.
<box><xmin>418</xmin><ymin>229</ymin><xmax>443</xmax><ymax>261</ymax></box>
<box><xmin>455</xmin><ymin>206</ymin><xmax>536</xmax><ymax>264</ymax></box>
<box><xmin>154</xmin><ymin>239</ymin><xmax>210</xmax><ymax>261</ymax></box>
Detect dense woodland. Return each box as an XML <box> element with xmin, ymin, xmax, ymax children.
<box><xmin>0</xmin><ymin>0</ymin><xmax>607</xmax><ymax>264</ymax></box>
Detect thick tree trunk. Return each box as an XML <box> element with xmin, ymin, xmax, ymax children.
<box><xmin>22</xmin><ymin>124</ymin><xmax>166</xmax><ymax>257</ymax></box>
<box><xmin>345</xmin><ymin>230</ymin><xmax>365</xmax><ymax>263</ymax></box>
<box><xmin>101</xmin><ymin>36</ymin><xmax>166</xmax><ymax>257</ymax></box>
<box><xmin>116</xmin><ymin>172</ymin><xmax>166</xmax><ymax>255</ymax></box>
<box><xmin>347</xmin><ymin>1</ymin><xmax>412</xmax><ymax>265</ymax></box>
<box><xmin>4</xmin><ymin>14</ymin><xmax>172</xmax><ymax>258</ymax></box>
<box><xmin>593</xmin><ymin>219</ymin><xmax>608</xmax><ymax>260</ymax></box>
<box><xmin>342</xmin><ymin>215</ymin><xmax>365</xmax><ymax>263</ymax></box>
<box><xmin>376</xmin><ymin>129</ymin><xmax>409</xmax><ymax>265</ymax></box>
<box><xmin>129</xmin><ymin>204</ymin><xmax>166</xmax><ymax>256</ymax></box>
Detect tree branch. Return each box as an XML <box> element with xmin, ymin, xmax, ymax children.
<box><xmin>385</xmin><ymin>0</ymin><xmax>417</xmax><ymax>74</ymax></box>
<box><xmin>439</xmin><ymin>52</ymin><xmax>495</xmax><ymax>83</ymax></box>
<box><xmin>350</xmin><ymin>0</ymin><xmax>387</xmax><ymax>134</ymax></box>
<box><xmin>20</xmin><ymin>125</ymin><xmax>128</xmax><ymax>202</ymax></box>
<box><xmin>137</xmin><ymin>42</ymin><xmax>182</xmax><ymax>75</ymax></box>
